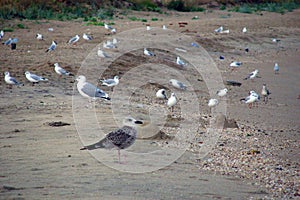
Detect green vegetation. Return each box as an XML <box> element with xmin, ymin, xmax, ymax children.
<box><xmin>128</xmin><ymin>16</ymin><xmax>147</xmax><ymax>22</ymax></box>
<box><xmin>151</xmin><ymin>17</ymin><xmax>158</xmax><ymax>21</ymax></box>
<box><xmin>228</xmin><ymin>2</ymin><xmax>300</xmax><ymax>14</ymax></box>
<box><xmin>3</xmin><ymin>27</ymin><xmax>14</xmax><ymax>32</ymax></box>
<box><xmin>16</xmin><ymin>23</ymin><xmax>26</xmax><ymax>29</ymax></box>
<box><xmin>167</xmin><ymin>0</ymin><xmax>205</xmax><ymax>12</ymax></box>
<box><xmin>0</xmin><ymin>0</ymin><xmax>299</xmax><ymax>20</ymax></box>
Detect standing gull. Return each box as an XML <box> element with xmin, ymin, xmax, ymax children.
<box><xmin>176</xmin><ymin>56</ymin><xmax>187</xmax><ymax>67</ymax></box>
<box><xmin>80</xmin><ymin>116</ymin><xmax>143</xmax><ymax>163</ymax></box>
<box><xmin>274</xmin><ymin>63</ymin><xmax>279</xmax><ymax>74</ymax></box>
<box><xmin>0</xmin><ymin>30</ymin><xmax>4</xmax><ymax>40</ymax></box>
<box><xmin>100</xmin><ymin>76</ymin><xmax>119</xmax><ymax>91</ymax></box>
<box><xmin>215</xmin><ymin>26</ymin><xmax>223</xmax><ymax>33</ymax></box>
<box><xmin>76</xmin><ymin>75</ymin><xmax>110</xmax><ymax>100</ymax></box>
<box><xmin>240</xmin><ymin>91</ymin><xmax>259</xmax><ymax>109</ymax></box>
<box><xmin>169</xmin><ymin>79</ymin><xmax>187</xmax><ymax>90</ymax></box>
<box><xmin>208</xmin><ymin>99</ymin><xmax>218</xmax><ymax>107</ymax></box>
<box><xmin>216</xmin><ymin>88</ymin><xmax>228</xmax><ymax>97</ymax></box>
<box><xmin>46</xmin><ymin>41</ymin><xmax>57</xmax><ymax>52</ymax></box>
<box><xmin>167</xmin><ymin>93</ymin><xmax>177</xmax><ymax>112</ymax></box>
<box><xmin>242</xmin><ymin>27</ymin><xmax>247</xmax><ymax>33</ymax></box>
<box><xmin>68</xmin><ymin>35</ymin><xmax>80</xmax><ymax>45</ymax></box>
<box><xmin>4</xmin><ymin>72</ymin><xmax>23</xmax><ymax>88</ymax></box>
<box><xmin>261</xmin><ymin>84</ymin><xmax>271</xmax><ymax>103</ymax></box>
<box><xmin>83</xmin><ymin>33</ymin><xmax>92</xmax><ymax>41</ymax></box>
<box><xmin>36</xmin><ymin>33</ymin><xmax>44</xmax><ymax>40</ymax></box>
<box><xmin>104</xmin><ymin>23</ymin><xmax>113</xmax><ymax>30</ymax></box>
<box><xmin>25</xmin><ymin>71</ymin><xmax>48</xmax><ymax>85</ymax></box>
<box><xmin>54</xmin><ymin>63</ymin><xmax>72</xmax><ymax>77</ymax></box>
<box><xmin>97</xmin><ymin>48</ymin><xmax>110</xmax><ymax>59</ymax></box>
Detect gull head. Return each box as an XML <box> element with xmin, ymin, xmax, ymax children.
<box><xmin>76</xmin><ymin>75</ymin><xmax>86</xmax><ymax>83</ymax></box>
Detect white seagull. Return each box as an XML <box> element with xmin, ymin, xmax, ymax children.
<box><xmin>104</xmin><ymin>23</ymin><xmax>113</xmax><ymax>30</ymax></box>
<box><xmin>156</xmin><ymin>89</ymin><xmax>167</xmax><ymax>100</ymax></box>
<box><xmin>83</xmin><ymin>33</ymin><xmax>92</xmax><ymax>41</ymax></box>
<box><xmin>0</xmin><ymin>30</ymin><xmax>4</xmax><ymax>40</ymax></box>
<box><xmin>54</xmin><ymin>63</ymin><xmax>72</xmax><ymax>76</ymax></box>
<box><xmin>240</xmin><ymin>91</ymin><xmax>260</xmax><ymax>109</ymax></box>
<box><xmin>242</xmin><ymin>27</ymin><xmax>247</xmax><ymax>33</ymax></box>
<box><xmin>244</xmin><ymin>69</ymin><xmax>259</xmax><ymax>80</ymax></box>
<box><xmin>215</xmin><ymin>26</ymin><xmax>223</xmax><ymax>33</ymax></box>
<box><xmin>162</xmin><ymin>25</ymin><xmax>167</xmax><ymax>30</ymax></box>
<box><xmin>68</xmin><ymin>34</ymin><xmax>80</xmax><ymax>45</ymax></box>
<box><xmin>111</xmin><ymin>28</ymin><xmax>117</xmax><ymax>34</ymax></box>
<box><xmin>100</xmin><ymin>75</ymin><xmax>119</xmax><ymax>90</ymax></box>
<box><xmin>146</xmin><ymin>26</ymin><xmax>151</xmax><ymax>31</ymax></box>
<box><xmin>272</xmin><ymin>38</ymin><xmax>280</xmax><ymax>43</ymax></box>
<box><xmin>4</xmin><ymin>72</ymin><xmax>23</xmax><ymax>87</ymax></box>
<box><xmin>36</xmin><ymin>33</ymin><xmax>44</xmax><ymax>40</ymax></box>
<box><xmin>97</xmin><ymin>48</ymin><xmax>110</xmax><ymax>58</ymax></box>
<box><xmin>208</xmin><ymin>99</ymin><xmax>218</xmax><ymax>107</ymax></box>
<box><xmin>167</xmin><ymin>93</ymin><xmax>177</xmax><ymax>112</ymax></box>
<box><xmin>229</xmin><ymin>61</ymin><xmax>242</xmax><ymax>68</ymax></box>
<box><xmin>216</xmin><ymin>88</ymin><xmax>228</xmax><ymax>97</ymax></box>
<box><xmin>103</xmin><ymin>40</ymin><xmax>117</xmax><ymax>49</ymax></box>
<box><xmin>144</xmin><ymin>48</ymin><xmax>155</xmax><ymax>56</ymax></box>
<box><xmin>274</xmin><ymin>63</ymin><xmax>279</xmax><ymax>74</ymax></box>
<box><xmin>46</xmin><ymin>41</ymin><xmax>57</xmax><ymax>52</ymax></box>
<box><xmin>25</xmin><ymin>71</ymin><xmax>48</xmax><ymax>84</ymax></box>
<box><xmin>76</xmin><ymin>75</ymin><xmax>110</xmax><ymax>100</ymax></box>
<box><xmin>169</xmin><ymin>79</ymin><xmax>187</xmax><ymax>90</ymax></box>
<box><xmin>176</xmin><ymin>56</ymin><xmax>187</xmax><ymax>67</ymax></box>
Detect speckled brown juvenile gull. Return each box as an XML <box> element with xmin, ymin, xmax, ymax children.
<box><xmin>80</xmin><ymin>116</ymin><xmax>143</xmax><ymax>163</ymax></box>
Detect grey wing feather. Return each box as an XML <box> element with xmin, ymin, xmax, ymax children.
<box><xmin>82</xmin><ymin>82</ymin><xmax>109</xmax><ymax>99</ymax></box>
<box><xmin>10</xmin><ymin>77</ymin><xmax>21</xmax><ymax>85</ymax></box>
<box><xmin>69</xmin><ymin>37</ymin><xmax>76</xmax><ymax>43</ymax></box>
<box><xmin>30</xmin><ymin>74</ymin><xmax>43</xmax><ymax>81</ymax></box>
<box><xmin>102</xmin><ymin>79</ymin><xmax>114</xmax><ymax>84</ymax></box>
<box><xmin>178</xmin><ymin>82</ymin><xmax>186</xmax><ymax>89</ymax></box>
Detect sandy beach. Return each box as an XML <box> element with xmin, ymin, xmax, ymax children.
<box><xmin>0</xmin><ymin>8</ymin><xmax>299</xmax><ymax>199</ymax></box>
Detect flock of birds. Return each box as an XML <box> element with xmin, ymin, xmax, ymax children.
<box><xmin>1</xmin><ymin>21</ymin><xmax>281</xmax><ymax>163</ymax></box>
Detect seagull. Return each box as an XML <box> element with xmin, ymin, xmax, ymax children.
<box><xmin>100</xmin><ymin>76</ymin><xmax>119</xmax><ymax>90</ymax></box>
<box><xmin>68</xmin><ymin>35</ymin><xmax>80</xmax><ymax>45</ymax></box>
<box><xmin>242</xmin><ymin>27</ymin><xmax>247</xmax><ymax>33</ymax></box>
<box><xmin>46</xmin><ymin>41</ymin><xmax>57</xmax><ymax>52</ymax></box>
<box><xmin>208</xmin><ymin>99</ymin><xmax>218</xmax><ymax>107</ymax></box>
<box><xmin>215</xmin><ymin>26</ymin><xmax>223</xmax><ymax>33</ymax></box>
<box><xmin>4</xmin><ymin>72</ymin><xmax>23</xmax><ymax>88</ymax></box>
<box><xmin>216</xmin><ymin>88</ymin><xmax>228</xmax><ymax>97</ymax></box>
<box><xmin>221</xmin><ymin>29</ymin><xmax>230</xmax><ymax>34</ymax></box>
<box><xmin>80</xmin><ymin>116</ymin><xmax>143</xmax><ymax>163</ymax></box>
<box><xmin>261</xmin><ymin>84</ymin><xmax>271</xmax><ymax>103</ymax></box>
<box><xmin>0</xmin><ymin>30</ymin><xmax>4</xmax><ymax>40</ymax></box>
<box><xmin>54</xmin><ymin>63</ymin><xmax>72</xmax><ymax>76</ymax></box>
<box><xmin>229</xmin><ymin>61</ymin><xmax>242</xmax><ymax>68</ymax></box>
<box><xmin>167</xmin><ymin>93</ymin><xmax>177</xmax><ymax>112</ymax></box>
<box><xmin>36</xmin><ymin>33</ymin><xmax>44</xmax><ymax>40</ymax></box>
<box><xmin>162</xmin><ymin>25</ymin><xmax>167</xmax><ymax>30</ymax></box>
<box><xmin>103</xmin><ymin>40</ymin><xmax>117</xmax><ymax>49</ymax></box>
<box><xmin>25</xmin><ymin>71</ymin><xmax>48</xmax><ymax>85</ymax></box>
<box><xmin>146</xmin><ymin>26</ymin><xmax>151</xmax><ymax>31</ymax></box>
<box><xmin>191</xmin><ymin>42</ymin><xmax>200</xmax><ymax>48</ymax></box>
<box><xmin>76</xmin><ymin>75</ymin><xmax>110</xmax><ymax>100</ymax></box>
<box><xmin>272</xmin><ymin>38</ymin><xmax>280</xmax><ymax>43</ymax></box>
<box><xmin>244</xmin><ymin>69</ymin><xmax>259</xmax><ymax>80</ymax></box>
<box><xmin>144</xmin><ymin>48</ymin><xmax>155</xmax><ymax>56</ymax></box>
<box><xmin>112</xmin><ymin>38</ymin><xmax>118</xmax><ymax>45</ymax></box>
<box><xmin>3</xmin><ymin>38</ymin><xmax>12</xmax><ymax>45</ymax></box>
<box><xmin>240</xmin><ymin>91</ymin><xmax>260</xmax><ymax>109</ymax></box>
<box><xmin>83</xmin><ymin>33</ymin><xmax>92</xmax><ymax>41</ymax></box>
<box><xmin>111</xmin><ymin>28</ymin><xmax>117</xmax><ymax>34</ymax></box>
<box><xmin>176</xmin><ymin>56</ymin><xmax>187</xmax><ymax>67</ymax></box>
<box><xmin>156</xmin><ymin>89</ymin><xmax>167</xmax><ymax>100</ymax></box>
<box><xmin>97</xmin><ymin>48</ymin><xmax>110</xmax><ymax>58</ymax></box>
<box><xmin>104</xmin><ymin>23</ymin><xmax>113</xmax><ymax>30</ymax></box>
<box><xmin>169</xmin><ymin>79</ymin><xmax>187</xmax><ymax>90</ymax></box>
<box><xmin>274</xmin><ymin>63</ymin><xmax>279</xmax><ymax>74</ymax></box>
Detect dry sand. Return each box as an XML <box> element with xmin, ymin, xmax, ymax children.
<box><xmin>0</xmin><ymin>9</ymin><xmax>299</xmax><ymax>199</ymax></box>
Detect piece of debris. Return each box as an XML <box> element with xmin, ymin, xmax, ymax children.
<box><xmin>47</xmin><ymin>121</ymin><xmax>71</xmax><ymax>127</ymax></box>
<box><xmin>225</xmin><ymin>80</ymin><xmax>242</xmax><ymax>87</ymax></box>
